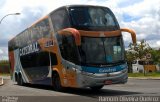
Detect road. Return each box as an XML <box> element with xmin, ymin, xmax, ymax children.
<box><xmin>0</xmin><ymin>78</ymin><xmax>160</xmax><ymax>102</ymax></box>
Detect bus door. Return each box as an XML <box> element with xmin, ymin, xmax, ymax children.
<box><xmin>57</xmin><ymin>34</ymin><xmax>80</xmax><ymax>87</ymax></box>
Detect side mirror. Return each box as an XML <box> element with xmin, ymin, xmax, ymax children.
<box><xmin>58</xmin><ymin>28</ymin><xmax>81</xmax><ymax>45</ymax></box>
<box><xmin>120</xmin><ymin>28</ymin><xmax>137</xmax><ymax>44</ymax></box>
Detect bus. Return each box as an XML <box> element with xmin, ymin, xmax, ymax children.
<box><xmin>132</xmin><ymin>60</ymin><xmax>156</xmax><ymax>73</ymax></box>
<box><xmin>8</xmin><ymin>5</ymin><xmax>136</xmax><ymax>91</ymax></box>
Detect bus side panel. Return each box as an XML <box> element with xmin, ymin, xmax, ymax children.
<box><xmin>8</xmin><ymin>51</ymin><xmax>15</xmax><ymax>80</ymax></box>
<box><xmin>18</xmin><ymin>40</ymin><xmax>52</xmax><ymax>85</ymax></box>
<box><xmin>13</xmin><ymin>49</ymin><xmax>30</xmax><ymax>83</ymax></box>
<box><xmin>25</xmin><ymin>67</ymin><xmax>52</xmax><ymax>85</ymax></box>
<box><xmin>18</xmin><ymin>37</ymin><xmax>58</xmax><ymax>85</ymax></box>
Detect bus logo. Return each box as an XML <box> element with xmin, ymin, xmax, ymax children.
<box><xmin>99</xmin><ymin>68</ymin><xmax>116</xmax><ymax>73</ymax></box>
<box><xmin>19</xmin><ymin>42</ymin><xmax>40</xmax><ymax>56</ymax></box>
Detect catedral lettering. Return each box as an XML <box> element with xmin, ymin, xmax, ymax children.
<box><xmin>20</xmin><ymin>42</ymin><xmax>39</xmax><ymax>56</ymax></box>
<box><xmin>99</xmin><ymin>68</ymin><xmax>116</xmax><ymax>73</ymax></box>
<box><xmin>8</xmin><ymin>5</ymin><xmax>136</xmax><ymax>91</ymax></box>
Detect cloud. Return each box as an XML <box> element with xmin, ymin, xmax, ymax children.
<box><xmin>147</xmin><ymin>40</ymin><xmax>160</xmax><ymax>48</ymax></box>
<box><xmin>118</xmin><ymin>0</ymin><xmax>143</xmax><ymax>8</ymax></box>
<box><xmin>0</xmin><ymin>0</ymin><xmax>160</xmax><ymax>60</ymax></box>
<box><xmin>0</xmin><ymin>49</ymin><xmax>3</xmax><ymax>54</ymax></box>
<box><xmin>157</xmin><ymin>41</ymin><xmax>160</xmax><ymax>46</ymax></box>
<box><xmin>117</xmin><ymin>0</ymin><xmax>160</xmax><ymax>47</ymax></box>
<box><xmin>0</xmin><ymin>47</ymin><xmax>8</xmax><ymax>60</ymax></box>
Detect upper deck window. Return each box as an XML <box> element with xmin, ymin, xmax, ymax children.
<box><xmin>51</xmin><ymin>8</ymin><xmax>70</xmax><ymax>32</ymax></box>
<box><xmin>69</xmin><ymin>6</ymin><xmax>119</xmax><ymax>31</ymax></box>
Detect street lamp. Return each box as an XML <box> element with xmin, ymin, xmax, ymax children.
<box><xmin>0</xmin><ymin>13</ymin><xmax>20</xmax><ymax>24</ymax></box>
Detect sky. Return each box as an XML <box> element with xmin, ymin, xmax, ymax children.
<box><xmin>0</xmin><ymin>0</ymin><xmax>160</xmax><ymax>60</ymax></box>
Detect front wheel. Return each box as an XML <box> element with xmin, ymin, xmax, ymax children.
<box><xmin>17</xmin><ymin>74</ymin><xmax>24</xmax><ymax>86</ymax></box>
<box><xmin>52</xmin><ymin>73</ymin><xmax>63</xmax><ymax>91</ymax></box>
<box><xmin>90</xmin><ymin>85</ymin><xmax>104</xmax><ymax>90</ymax></box>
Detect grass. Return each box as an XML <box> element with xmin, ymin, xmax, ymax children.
<box><xmin>1</xmin><ymin>72</ymin><xmax>160</xmax><ymax>77</ymax></box>
<box><xmin>0</xmin><ymin>73</ymin><xmax>10</xmax><ymax>76</ymax></box>
<box><xmin>128</xmin><ymin>72</ymin><xmax>160</xmax><ymax>77</ymax></box>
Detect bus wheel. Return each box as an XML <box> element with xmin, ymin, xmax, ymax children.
<box><xmin>52</xmin><ymin>73</ymin><xmax>63</xmax><ymax>91</ymax></box>
<box><xmin>17</xmin><ymin>74</ymin><xmax>24</xmax><ymax>86</ymax></box>
<box><xmin>90</xmin><ymin>85</ymin><xmax>104</xmax><ymax>91</ymax></box>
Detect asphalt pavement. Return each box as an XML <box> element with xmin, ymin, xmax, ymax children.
<box><xmin>0</xmin><ymin>77</ymin><xmax>160</xmax><ymax>102</ymax></box>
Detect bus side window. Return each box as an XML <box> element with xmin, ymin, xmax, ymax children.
<box><xmin>51</xmin><ymin>8</ymin><xmax>70</xmax><ymax>32</ymax></box>
<box><xmin>36</xmin><ymin>52</ymin><xmax>58</xmax><ymax>67</ymax></box>
<box><xmin>42</xmin><ymin>19</ymin><xmax>50</xmax><ymax>38</ymax></box>
<box><xmin>30</xmin><ymin>18</ymin><xmax>51</xmax><ymax>43</ymax></box>
<box><xmin>31</xmin><ymin>26</ymin><xmax>38</xmax><ymax>42</ymax></box>
<box><xmin>59</xmin><ymin>35</ymin><xmax>79</xmax><ymax>64</ymax></box>
<box><xmin>50</xmin><ymin>53</ymin><xmax>58</xmax><ymax>66</ymax></box>
<box><xmin>37</xmin><ymin>18</ymin><xmax>50</xmax><ymax>38</ymax></box>
<box><xmin>56</xmin><ymin>34</ymin><xmax>68</xmax><ymax>60</ymax></box>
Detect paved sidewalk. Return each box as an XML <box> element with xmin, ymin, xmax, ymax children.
<box><xmin>129</xmin><ymin>77</ymin><xmax>160</xmax><ymax>80</ymax></box>
<box><xmin>0</xmin><ymin>77</ymin><xmax>4</xmax><ymax>86</ymax></box>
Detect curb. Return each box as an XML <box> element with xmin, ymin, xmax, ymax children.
<box><xmin>128</xmin><ymin>77</ymin><xmax>160</xmax><ymax>80</ymax></box>
<box><xmin>0</xmin><ymin>77</ymin><xmax>4</xmax><ymax>86</ymax></box>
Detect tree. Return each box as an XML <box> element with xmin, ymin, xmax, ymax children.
<box><xmin>125</xmin><ymin>50</ymin><xmax>136</xmax><ymax>73</ymax></box>
<box><xmin>150</xmin><ymin>49</ymin><xmax>160</xmax><ymax>65</ymax></box>
<box><xmin>126</xmin><ymin>39</ymin><xmax>152</xmax><ymax>72</ymax></box>
<box><xmin>129</xmin><ymin>39</ymin><xmax>152</xmax><ymax>60</ymax></box>
<box><xmin>0</xmin><ymin>60</ymin><xmax>9</xmax><ymax>65</ymax></box>
<box><xmin>0</xmin><ymin>60</ymin><xmax>10</xmax><ymax>74</ymax></box>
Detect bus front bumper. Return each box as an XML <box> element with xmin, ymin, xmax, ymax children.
<box><xmin>76</xmin><ymin>68</ymin><xmax>128</xmax><ymax>88</ymax></box>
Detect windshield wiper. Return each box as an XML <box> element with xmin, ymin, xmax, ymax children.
<box><xmin>106</xmin><ymin>60</ymin><xmax>126</xmax><ymax>66</ymax></box>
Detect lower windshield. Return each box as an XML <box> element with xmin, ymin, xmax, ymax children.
<box><xmin>79</xmin><ymin>36</ymin><xmax>125</xmax><ymax>65</ymax></box>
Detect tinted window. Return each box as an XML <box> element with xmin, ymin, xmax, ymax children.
<box><xmin>20</xmin><ymin>52</ymin><xmax>57</xmax><ymax>68</ymax></box>
<box><xmin>10</xmin><ymin>18</ymin><xmax>51</xmax><ymax>50</ymax></box>
<box><xmin>80</xmin><ymin>36</ymin><xmax>124</xmax><ymax>65</ymax></box>
<box><xmin>57</xmin><ymin>34</ymin><xmax>79</xmax><ymax>64</ymax></box>
<box><xmin>31</xmin><ymin>18</ymin><xmax>50</xmax><ymax>42</ymax></box>
<box><xmin>51</xmin><ymin>8</ymin><xmax>70</xmax><ymax>32</ymax></box>
<box><xmin>69</xmin><ymin>7</ymin><xmax>119</xmax><ymax>31</ymax></box>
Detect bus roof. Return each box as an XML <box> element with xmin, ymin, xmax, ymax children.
<box><xmin>9</xmin><ymin>5</ymin><xmax>110</xmax><ymax>42</ymax></box>
<box><xmin>49</xmin><ymin>5</ymin><xmax>109</xmax><ymax>15</ymax></box>
<box><xmin>30</xmin><ymin>15</ymin><xmax>49</xmax><ymax>27</ymax></box>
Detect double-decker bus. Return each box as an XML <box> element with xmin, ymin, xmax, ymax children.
<box><xmin>8</xmin><ymin>5</ymin><xmax>136</xmax><ymax>91</ymax></box>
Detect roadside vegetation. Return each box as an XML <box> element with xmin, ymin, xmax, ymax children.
<box><xmin>0</xmin><ymin>60</ymin><xmax>9</xmax><ymax>65</ymax></box>
<box><xmin>0</xmin><ymin>60</ymin><xmax>10</xmax><ymax>75</ymax></box>
<box><xmin>0</xmin><ymin>73</ymin><xmax>10</xmax><ymax>76</ymax></box>
<box><xmin>126</xmin><ymin>39</ymin><xmax>160</xmax><ymax>73</ymax></box>
<box><xmin>128</xmin><ymin>72</ymin><xmax>160</xmax><ymax>77</ymax></box>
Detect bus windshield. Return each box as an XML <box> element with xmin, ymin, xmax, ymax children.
<box><xmin>69</xmin><ymin>6</ymin><xmax>119</xmax><ymax>31</ymax></box>
<box><xmin>79</xmin><ymin>36</ymin><xmax>125</xmax><ymax>66</ymax></box>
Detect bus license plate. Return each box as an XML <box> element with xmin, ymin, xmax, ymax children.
<box><xmin>104</xmin><ymin>80</ymin><xmax>112</xmax><ymax>85</ymax></box>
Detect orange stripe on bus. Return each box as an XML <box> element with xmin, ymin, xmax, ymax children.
<box><xmin>79</xmin><ymin>30</ymin><xmax>121</xmax><ymax>37</ymax></box>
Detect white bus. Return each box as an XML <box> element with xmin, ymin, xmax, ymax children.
<box><xmin>132</xmin><ymin>60</ymin><xmax>156</xmax><ymax>73</ymax></box>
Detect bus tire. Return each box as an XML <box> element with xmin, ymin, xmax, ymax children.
<box><xmin>90</xmin><ymin>85</ymin><xmax>104</xmax><ymax>90</ymax></box>
<box><xmin>52</xmin><ymin>72</ymin><xmax>63</xmax><ymax>91</ymax></box>
<box><xmin>15</xmin><ymin>73</ymin><xmax>18</xmax><ymax>82</ymax></box>
<box><xmin>17</xmin><ymin>73</ymin><xmax>24</xmax><ymax>86</ymax></box>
